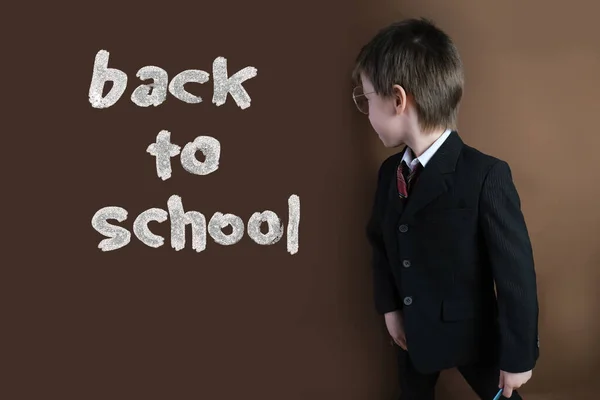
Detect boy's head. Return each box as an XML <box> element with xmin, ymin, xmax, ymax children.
<box><xmin>352</xmin><ymin>18</ymin><xmax>464</xmax><ymax>148</ymax></box>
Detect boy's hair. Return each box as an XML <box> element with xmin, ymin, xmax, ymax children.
<box><xmin>353</xmin><ymin>18</ymin><xmax>464</xmax><ymax>132</ymax></box>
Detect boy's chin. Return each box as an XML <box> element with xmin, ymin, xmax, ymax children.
<box><xmin>380</xmin><ymin>137</ymin><xmax>403</xmax><ymax>148</ymax></box>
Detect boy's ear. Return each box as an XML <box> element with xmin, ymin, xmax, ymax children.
<box><xmin>392</xmin><ymin>84</ymin><xmax>408</xmax><ymax>114</ymax></box>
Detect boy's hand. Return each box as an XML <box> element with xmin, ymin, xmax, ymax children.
<box><xmin>499</xmin><ymin>370</ymin><xmax>532</xmax><ymax>398</ymax></box>
<box><xmin>384</xmin><ymin>310</ymin><xmax>407</xmax><ymax>350</ymax></box>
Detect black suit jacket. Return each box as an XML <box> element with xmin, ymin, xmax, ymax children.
<box><xmin>366</xmin><ymin>131</ymin><xmax>539</xmax><ymax>374</ymax></box>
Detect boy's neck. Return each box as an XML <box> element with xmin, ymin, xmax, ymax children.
<box><xmin>404</xmin><ymin>128</ymin><xmax>447</xmax><ymax>158</ymax></box>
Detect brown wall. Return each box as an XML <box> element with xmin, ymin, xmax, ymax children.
<box><xmin>354</xmin><ymin>1</ymin><xmax>600</xmax><ymax>398</ymax></box>
<box><xmin>7</xmin><ymin>0</ymin><xmax>599</xmax><ymax>399</ymax></box>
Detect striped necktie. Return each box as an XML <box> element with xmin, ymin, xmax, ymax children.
<box><xmin>397</xmin><ymin>160</ymin><xmax>423</xmax><ymax>198</ymax></box>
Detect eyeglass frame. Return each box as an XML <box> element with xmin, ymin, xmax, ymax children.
<box><xmin>352</xmin><ymin>86</ymin><xmax>375</xmax><ymax>115</ymax></box>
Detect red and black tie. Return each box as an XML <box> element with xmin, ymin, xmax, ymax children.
<box><xmin>397</xmin><ymin>160</ymin><xmax>423</xmax><ymax>198</ymax></box>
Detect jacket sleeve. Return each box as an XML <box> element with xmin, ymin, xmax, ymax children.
<box><xmin>366</xmin><ymin>159</ymin><xmax>400</xmax><ymax>315</ymax></box>
<box><xmin>479</xmin><ymin>160</ymin><xmax>540</xmax><ymax>373</ymax></box>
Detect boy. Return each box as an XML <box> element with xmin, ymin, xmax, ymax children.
<box><xmin>353</xmin><ymin>18</ymin><xmax>539</xmax><ymax>399</ymax></box>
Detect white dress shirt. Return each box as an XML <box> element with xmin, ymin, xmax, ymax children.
<box><xmin>401</xmin><ymin>129</ymin><xmax>453</xmax><ymax>171</ymax></box>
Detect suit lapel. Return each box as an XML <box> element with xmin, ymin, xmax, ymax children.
<box><xmin>401</xmin><ymin>131</ymin><xmax>464</xmax><ymax>219</ymax></box>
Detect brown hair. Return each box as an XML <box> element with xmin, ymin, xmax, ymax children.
<box><xmin>352</xmin><ymin>18</ymin><xmax>464</xmax><ymax>132</ymax></box>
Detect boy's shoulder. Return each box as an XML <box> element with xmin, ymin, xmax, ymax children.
<box><xmin>378</xmin><ymin>142</ymin><xmax>507</xmax><ymax>177</ymax></box>
<box><xmin>460</xmin><ymin>142</ymin><xmax>506</xmax><ymax>170</ymax></box>
<box><xmin>460</xmin><ymin>143</ymin><xmax>518</xmax><ymax>187</ymax></box>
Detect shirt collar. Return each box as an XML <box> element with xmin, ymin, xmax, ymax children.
<box><xmin>401</xmin><ymin>129</ymin><xmax>453</xmax><ymax>170</ymax></box>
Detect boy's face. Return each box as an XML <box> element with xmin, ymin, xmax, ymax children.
<box><xmin>358</xmin><ymin>74</ymin><xmax>408</xmax><ymax>148</ymax></box>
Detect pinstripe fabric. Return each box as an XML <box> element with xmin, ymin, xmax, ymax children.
<box><xmin>366</xmin><ymin>131</ymin><xmax>540</xmax><ymax>379</ymax></box>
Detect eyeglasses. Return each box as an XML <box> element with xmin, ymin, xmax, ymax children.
<box><xmin>352</xmin><ymin>86</ymin><xmax>375</xmax><ymax>115</ymax></box>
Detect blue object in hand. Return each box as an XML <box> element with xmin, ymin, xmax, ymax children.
<box><xmin>492</xmin><ymin>388</ymin><xmax>503</xmax><ymax>400</ymax></box>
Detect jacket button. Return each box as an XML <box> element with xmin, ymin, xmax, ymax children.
<box><xmin>403</xmin><ymin>296</ymin><xmax>413</xmax><ymax>306</ymax></box>
<box><xmin>402</xmin><ymin>260</ymin><xmax>411</xmax><ymax>268</ymax></box>
<box><xmin>399</xmin><ymin>224</ymin><xmax>408</xmax><ymax>233</ymax></box>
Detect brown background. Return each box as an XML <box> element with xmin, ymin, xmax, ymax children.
<box><xmin>4</xmin><ymin>0</ymin><xmax>599</xmax><ymax>399</ymax></box>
